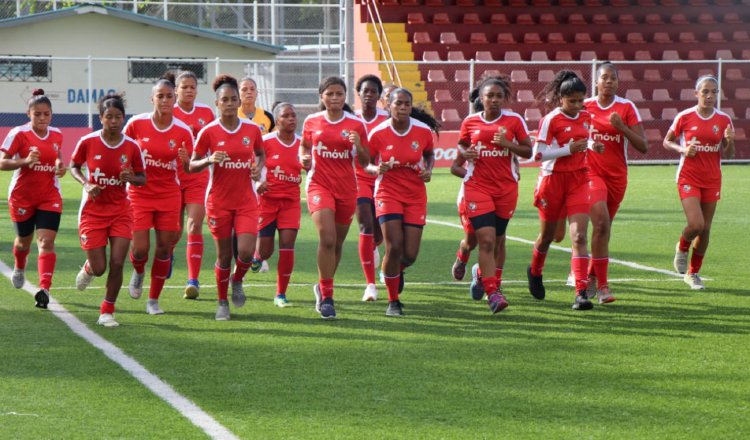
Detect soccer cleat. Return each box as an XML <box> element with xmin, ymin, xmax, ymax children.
<box><xmin>566</xmin><ymin>272</ymin><xmax>575</xmax><ymax>287</ymax></box>
<box><xmin>146</xmin><ymin>299</ymin><xmax>165</xmax><ymax>315</ymax></box>
<box><xmin>684</xmin><ymin>273</ymin><xmax>705</xmax><ymax>290</ymax></box>
<box><xmin>259</xmin><ymin>260</ymin><xmax>270</xmax><ymax>273</ymax></box>
<box><xmin>398</xmin><ymin>271</ymin><xmax>405</xmax><ymax>294</ymax></box>
<box><xmin>128</xmin><ymin>271</ymin><xmax>145</xmax><ymax>299</ymax></box>
<box><xmin>527</xmin><ymin>265</ymin><xmax>546</xmax><ymax>300</ymax></box>
<box><xmin>215</xmin><ymin>300</ymin><xmax>230</xmax><ymax>321</ymax></box>
<box><xmin>97</xmin><ymin>313</ymin><xmax>119</xmax><ymax>327</ymax></box>
<box><xmin>379</xmin><ymin>270</ymin><xmax>385</xmax><ymax>284</ymax></box>
<box><xmin>231</xmin><ymin>280</ymin><xmax>246</xmax><ymax>308</ymax></box>
<box><xmin>385</xmin><ymin>300</ymin><xmax>404</xmax><ymax>317</ymax></box>
<box><xmin>673</xmin><ymin>242</ymin><xmax>688</xmax><ymax>274</ymax></box>
<box><xmin>362</xmin><ymin>283</ymin><xmax>378</xmax><ymax>302</ymax></box>
<box><xmin>452</xmin><ymin>258</ymin><xmax>467</xmax><ymax>281</ymax></box>
<box><xmin>572</xmin><ymin>292</ymin><xmax>594</xmax><ymax>311</ymax></box>
<box><xmin>250</xmin><ymin>258</ymin><xmax>263</xmax><ymax>273</ymax></box>
<box><xmin>470</xmin><ymin>264</ymin><xmax>485</xmax><ymax>301</ymax></box>
<box><xmin>319</xmin><ymin>297</ymin><xmax>336</xmax><ymax>319</ymax></box>
<box><xmin>34</xmin><ymin>289</ymin><xmax>49</xmax><ymax>309</ymax></box>
<box><xmin>313</xmin><ymin>284</ymin><xmax>322</xmax><ymax>312</ymax></box>
<box><xmin>166</xmin><ymin>254</ymin><xmax>174</xmax><ymax>279</ymax></box>
<box><xmin>584</xmin><ymin>274</ymin><xmax>598</xmax><ymax>299</ymax></box>
<box><xmin>597</xmin><ymin>286</ymin><xmax>616</xmax><ymax>304</ymax></box>
<box><xmin>274</xmin><ymin>294</ymin><xmax>290</xmax><ymax>308</ymax></box>
<box><xmin>373</xmin><ymin>247</ymin><xmax>381</xmax><ymax>269</ymax></box>
<box><xmin>487</xmin><ymin>291</ymin><xmax>509</xmax><ymax>314</ymax></box>
<box><xmin>11</xmin><ymin>268</ymin><xmax>25</xmax><ymax>289</ymax></box>
<box><xmin>184</xmin><ymin>279</ymin><xmax>200</xmax><ymax>299</ymax></box>
<box><xmin>76</xmin><ymin>267</ymin><xmax>95</xmax><ymax>291</ymax></box>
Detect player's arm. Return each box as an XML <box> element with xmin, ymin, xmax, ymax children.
<box><xmin>495</xmin><ymin>133</ymin><xmax>533</xmax><ymax>159</ymax></box>
<box><xmin>534</xmin><ymin>140</ymin><xmax>579</xmax><ymax>161</ymax></box>
<box><xmin>450</xmin><ymin>155</ymin><xmax>467</xmax><ymax>178</ymax></box>
<box><xmin>351</xmin><ymin>130</ymin><xmax>370</xmax><ymax>168</ymax></box>
<box><xmin>456</xmin><ymin>139</ymin><xmax>478</xmax><ymax>161</ymax></box>
<box><xmin>252</xmin><ymin>136</ymin><xmax>266</xmax><ymax>181</ymax></box>
<box><xmin>663</xmin><ymin>130</ymin><xmax>689</xmax><ymax>156</ymax></box>
<box><xmin>722</xmin><ymin>125</ymin><xmax>735</xmax><ymax>159</ymax></box>
<box><xmin>419</xmin><ymin>149</ymin><xmax>435</xmax><ymax>182</ymax></box>
<box><xmin>299</xmin><ymin>138</ymin><xmax>312</xmax><ymax>171</ymax></box>
<box><xmin>0</xmin><ymin>150</ymin><xmax>39</xmax><ymax>170</ymax></box>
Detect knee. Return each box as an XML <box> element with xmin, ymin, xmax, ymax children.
<box><xmin>592</xmin><ymin>218</ymin><xmax>610</xmax><ymax>238</ymax></box>
<box><xmin>570</xmin><ymin>230</ymin><xmax>587</xmax><ymax>247</ymax></box>
<box><xmin>400</xmin><ymin>254</ymin><xmax>416</xmax><ymax>267</ymax></box>
<box><xmin>37</xmin><ymin>237</ymin><xmax>55</xmax><ymax>253</ymax></box>
<box><xmin>686</xmin><ymin>220</ymin><xmax>705</xmax><ymax>236</ymax></box>
<box><xmin>478</xmin><ymin>237</ymin><xmax>495</xmax><ymax>254</ymax></box>
<box><xmin>91</xmin><ymin>261</ymin><xmax>108</xmax><ymax>277</ymax></box>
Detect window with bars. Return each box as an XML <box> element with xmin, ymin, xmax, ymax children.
<box><xmin>128</xmin><ymin>58</ymin><xmax>207</xmax><ymax>84</ymax></box>
<box><xmin>0</xmin><ymin>57</ymin><xmax>51</xmax><ymax>82</ymax></box>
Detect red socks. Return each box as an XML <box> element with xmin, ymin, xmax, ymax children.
<box><xmin>689</xmin><ymin>252</ymin><xmax>705</xmax><ymax>274</ymax></box>
<box><xmin>215</xmin><ymin>264</ymin><xmax>231</xmax><ymax>301</ymax></box>
<box><xmin>591</xmin><ymin>257</ymin><xmax>609</xmax><ymax>289</ymax></box>
<box><xmin>232</xmin><ymin>257</ymin><xmax>252</xmax><ymax>282</ymax></box>
<box><xmin>456</xmin><ymin>249</ymin><xmax>470</xmax><ymax>264</ymax></box>
<box><xmin>359</xmin><ymin>233</ymin><xmax>376</xmax><ymax>284</ymax></box>
<box><xmin>100</xmin><ymin>299</ymin><xmax>115</xmax><ymax>315</ymax></box>
<box><xmin>37</xmin><ymin>252</ymin><xmax>56</xmax><ymax>290</ymax></box>
<box><xmin>495</xmin><ymin>267</ymin><xmax>503</xmax><ymax>286</ymax></box>
<box><xmin>319</xmin><ymin>278</ymin><xmax>334</xmax><ymax>300</ymax></box>
<box><xmin>277</xmin><ymin>249</ymin><xmax>294</xmax><ymax>295</ymax></box>
<box><xmin>13</xmin><ymin>247</ymin><xmax>29</xmax><ymax>270</ymax></box>
<box><xmin>186</xmin><ymin>234</ymin><xmax>203</xmax><ymax>280</ymax></box>
<box><xmin>483</xmin><ymin>276</ymin><xmax>498</xmax><ymax>295</ymax></box>
<box><xmin>130</xmin><ymin>251</ymin><xmax>148</xmax><ymax>274</ymax></box>
<box><xmin>679</xmin><ymin>235</ymin><xmax>691</xmax><ymax>252</ymax></box>
<box><xmin>385</xmin><ymin>275</ymin><xmax>400</xmax><ymax>302</ymax></box>
<box><xmin>572</xmin><ymin>256</ymin><xmax>590</xmax><ymax>292</ymax></box>
<box><xmin>148</xmin><ymin>257</ymin><xmax>171</xmax><ymax>300</ymax></box>
<box><xmin>530</xmin><ymin>247</ymin><xmax>547</xmax><ymax>277</ymax></box>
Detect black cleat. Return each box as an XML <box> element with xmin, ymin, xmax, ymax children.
<box><xmin>34</xmin><ymin>289</ymin><xmax>49</xmax><ymax>309</ymax></box>
<box><xmin>385</xmin><ymin>300</ymin><xmax>404</xmax><ymax>317</ymax></box>
<box><xmin>320</xmin><ymin>297</ymin><xmax>336</xmax><ymax>319</ymax></box>
<box><xmin>527</xmin><ymin>265</ymin><xmax>545</xmax><ymax>300</ymax></box>
<box><xmin>572</xmin><ymin>292</ymin><xmax>594</xmax><ymax>311</ymax></box>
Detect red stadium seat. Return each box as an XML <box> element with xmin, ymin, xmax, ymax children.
<box><xmin>653</xmin><ymin>33</ymin><xmax>672</xmax><ymax>44</ymax></box>
<box><xmin>678</xmin><ymin>32</ymin><xmax>697</xmax><ymax>44</ymax></box>
<box><xmin>423</xmin><ymin>51</ymin><xmax>441</xmax><ymax>61</ymax></box>
<box><xmin>626</xmin><ymin>33</ymin><xmax>646</xmax><ymax>44</ymax></box>
<box><xmin>670</xmin><ymin>13</ymin><xmax>689</xmax><ymax>25</ymax></box>
<box><xmin>413</xmin><ymin>32</ymin><xmax>432</xmax><ymax>44</ymax></box>
<box><xmin>625</xmin><ymin>89</ymin><xmax>644</xmax><ymax>102</ymax></box>
<box><xmin>524</xmin><ymin>33</ymin><xmax>543</xmax><ymax>44</ymax></box>
<box><xmin>432</xmin><ymin>13</ymin><xmax>451</xmax><ymax>24</ymax></box>
<box><xmin>475</xmin><ymin>51</ymin><xmax>494</xmax><ymax>61</ymax></box>
<box><xmin>448</xmin><ymin>51</ymin><xmax>466</xmax><ymax>61</ymax></box>
<box><xmin>484</xmin><ymin>0</ymin><xmax>503</xmax><ymax>5</ymax></box>
<box><xmin>672</xmin><ymin>69</ymin><xmax>689</xmax><ymax>81</ymax></box>
<box><xmin>639</xmin><ymin>108</ymin><xmax>654</xmax><ymax>121</ymax></box>
<box><xmin>491</xmin><ymin>14</ymin><xmax>509</xmax><ymax>25</ymax></box>
<box><xmin>584</xmin><ymin>0</ymin><xmax>603</xmax><ymax>5</ymax></box>
<box><xmin>568</xmin><ymin>14</ymin><xmax>587</xmax><ymax>25</ymax></box>
<box><xmin>645</xmin><ymin>129</ymin><xmax>662</xmax><ymax>143</ymax></box>
<box><xmin>497</xmin><ymin>33</ymin><xmax>516</xmax><ymax>44</ymax></box>
<box><xmin>470</xmin><ymin>33</ymin><xmax>488</xmax><ymax>44</ymax></box>
<box><xmin>440</xmin><ymin>32</ymin><xmax>459</xmax><ymax>44</ymax></box>
<box><xmin>455</xmin><ymin>70</ymin><xmax>471</xmax><ymax>82</ymax></box>
<box><xmin>726</xmin><ymin>69</ymin><xmax>744</xmax><ymax>81</ymax></box>
<box><xmin>652</xmin><ymin>89</ymin><xmax>671</xmax><ymax>101</ymax></box>
<box><xmin>574</xmin><ymin>33</ymin><xmax>594</xmax><ymax>44</ymax></box>
<box><xmin>733</xmin><ymin>31</ymin><xmax>750</xmax><ymax>42</ymax></box>
<box><xmin>724</xmin><ymin>12</ymin><xmax>742</xmax><ymax>24</ymax></box>
<box><xmin>427</xmin><ymin>69</ymin><xmax>447</xmax><ymax>82</ymax></box>
<box><xmin>686</xmin><ymin>0</ymin><xmax>708</xmax><ymax>4</ymax></box>
<box><xmin>463</xmin><ymin>13</ymin><xmax>482</xmax><ymax>25</ymax></box>
<box><xmin>600</xmin><ymin>33</ymin><xmax>618</xmax><ymax>44</ymax></box>
<box><xmin>532</xmin><ymin>0</ymin><xmax>552</xmax><ymax>5</ymax></box>
<box><xmin>734</xmin><ymin>128</ymin><xmax>747</xmax><ymax>141</ymax></box>
<box><xmin>661</xmin><ymin>0</ymin><xmax>680</xmax><ymax>5</ymax></box>
<box><xmin>742</xmin><ymin>50</ymin><xmax>750</xmax><ymax>60</ymax></box>
<box><xmin>461</xmin><ymin>89</ymin><xmax>470</xmax><ymax>102</ymax></box>
<box><xmin>407</xmin><ymin>13</ymin><xmax>425</xmax><ymax>24</ymax></box>
<box><xmin>679</xmin><ymin>89</ymin><xmax>695</xmax><ymax>101</ymax></box>
<box><xmin>735</xmin><ymin>88</ymin><xmax>750</xmax><ymax>100</ymax></box>
<box><xmin>618</xmin><ymin>14</ymin><xmax>637</xmax><ymax>25</ymax></box>
<box><xmin>580</xmin><ymin>51</ymin><xmax>598</xmax><ymax>61</ymax></box>
<box><xmin>610</xmin><ymin>0</ymin><xmax>630</xmax><ymax>5</ymax></box>
<box><xmin>592</xmin><ymin>14</ymin><xmax>611</xmax><ymax>25</ymax></box>
<box><xmin>456</xmin><ymin>0</ymin><xmax>477</xmax><ymax>5</ymax></box>
<box><xmin>434</xmin><ymin>89</ymin><xmax>452</xmax><ymax>102</ymax></box>
<box><xmin>698</xmin><ymin>13</ymin><xmax>716</xmax><ymax>24</ymax></box>
<box><xmin>607</xmin><ymin>51</ymin><xmax>626</xmax><ymax>61</ymax></box>
<box><xmin>661</xmin><ymin>108</ymin><xmax>678</xmax><ymax>120</ymax></box>
<box><xmin>687</xmin><ymin>50</ymin><xmax>705</xmax><ymax>61</ymax></box>
<box><xmin>638</xmin><ymin>0</ymin><xmax>657</xmax><ymax>5</ymax></box>
<box><xmin>716</xmin><ymin>50</ymin><xmax>734</xmax><ymax>60</ymax></box>
<box><xmin>517</xmin><ymin>90</ymin><xmax>535</xmax><ymax>102</ymax></box>
<box><xmin>555</xmin><ymin>51</ymin><xmax>573</xmax><ymax>61</ymax></box>
<box><xmin>662</xmin><ymin>50</ymin><xmax>680</xmax><ymax>61</ymax></box>
<box><xmin>540</xmin><ymin>14</ymin><xmax>558</xmax><ymax>25</ymax></box>
<box><xmin>511</xmin><ymin>70</ymin><xmax>530</xmax><ymax>83</ymax></box>
<box><xmin>645</xmin><ymin>14</ymin><xmax>663</xmax><ymax>25</ymax></box>
<box><xmin>426</xmin><ymin>0</ymin><xmax>445</xmax><ymax>5</ymax></box>
<box><xmin>482</xmin><ymin>69</ymin><xmax>501</xmax><ymax>78</ymax></box>
<box><xmin>548</xmin><ymin>33</ymin><xmax>566</xmax><ymax>44</ymax></box>
<box><xmin>524</xmin><ymin>108</ymin><xmax>542</xmax><ymax>124</ymax></box>
<box><xmin>400</xmin><ymin>0</ymin><xmax>420</xmax><ymax>5</ymax></box>
<box><xmin>708</xmin><ymin>32</ymin><xmax>726</xmax><ymax>43</ymax></box>
<box><xmin>379</xmin><ymin>0</ymin><xmax>398</xmax><ymax>5</ymax></box>
<box><xmin>531</xmin><ymin>51</ymin><xmax>550</xmax><ymax>61</ymax></box>
<box><xmin>504</xmin><ymin>51</ymin><xmax>523</xmax><ymax>61</ymax></box>
<box><xmin>517</xmin><ymin>14</ymin><xmax>535</xmax><ymax>25</ymax></box>
<box><xmin>538</xmin><ymin>70</ymin><xmax>555</xmax><ymax>82</ymax></box>
<box><xmin>509</xmin><ymin>0</ymin><xmax>528</xmax><ymax>6</ymax></box>
<box><xmin>618</xmin><ymin>69</ymin><xmax>635</xmax><ymax>82</ymax></box>
<box><xmin>643</xmin><ymin>69</ymin><xmax>663</xmax><ymax>81</ymax></box>
<box><xmin>441</xmin><ymin>109</ymin><xmax>461</xmax><ymax>123</ymax></box>
<box><xmin>634</xmin><ymin>51</ymin><xmax>653</xmax><ymax>61</ymax></box>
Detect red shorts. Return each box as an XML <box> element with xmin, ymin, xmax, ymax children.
<box><xmin>533</xmin><ymin>170</ymin><xmax>590</xmax><ymax>222</ymax></box>
<box><xmin>180</xmin><ymin>178</ymin><xmax>208</xmax><ymax>206</ymax></box>
<box><xmin>131</xmin><ymin>197</ymin><xmax>181</xmax><ymax>232</ymax></box>
<box><xmin>463</xmin><ymin>186</ymin><xmax>519</xmax><ymax>220</ymax></box>
<box><xmin>79</xmin><ymin>206</ymin><xmax>133</xmax><ymax>250</ymax></box>
<box><xmin>375</xmin><ymin>196</ymin><xmax>427</xmax><ymax>226</ymax></box>
<box><xmin>8</xmin><ymin>195</ymin><xmax>62</xmax><ymax>223</ymax></box>
<box><xmin>306</xmin><ymin>183</ymin><xmax>356</xmax><ymax>225</ymax></box>
<box><xmin>357</xmin><ymin>177</ymin><xmax>376</xmax><ymax>200</ymax></box>
<box><xmin>678</xmin><ymin>180</ymin><xmax>721</xmax><ymax>203</ymax></box>
<box><xmin>457</xmin><ymin>198</ymin><xmax>474</xmax><ymax>234</ymax></box>
<box><xmin>258</xmin><ymin>196</ymin><xmax>301</xmax><ymax>231</ymax></box>
<box><xmin>206</xmin><ymin>204</ymin><xmax>259</xmax><ymax>239</ymax></box>
<box><xmin>589</xmin><ymin>175</ymin><xmax>627</xmax><ymax>219</ymax></box>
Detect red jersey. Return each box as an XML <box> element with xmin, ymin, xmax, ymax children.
<box><xmin>459</xmin><ymin>110</ymin><xmax>529</xmax><ymax>194</ymax></box>
<box><xmin>124</xmin><ymin>113</ymin><xmax>193</xmax><ymax>200</ymax></box>
<box><xmin>195</xmin><ymin>119</ymin><xmax>264</xmax><ymax>210</ymax></box>
<box><xmin>536</xmin><ymin>108</ymin><xmax>593</xmax><ymax>176</ymax></box>
<box><xmin>584</xmin><ymin>96</ymin><xmax>641</xmax><ymax>182</ymax></box>
<box><xmin>262</xmin><ymin>132</ymin><xmax>303</xmax><ymax>200</ymax></box>
<box><xmin>1</xmin><ymin>123</ymin><xmax>63</xmax><ymax>208</ymax></box>
<box><xmin>173</xmin><ymin>102</ymin><xmax>214</xmax><ymax>189</ymax></box>
<box><xmin>302</xmin><ymin>111</ymin><xmax>368</xmax><ymax>197</ymax></box>
<box><xmin>670</xmin><ymin>107</ymin><xmax>733</xmax><ymax>187</ymax></box>
<box><xmin>71</xmin><ymin>131</ymin><xmax>145</xmax><ymax>210</ymax></box>
<box><xmin>369</xmin><ymin>118</ymin><xmax>434</xmax><ymax>204</ymax></box>
<box><xmin>355</xmin><ymin>108</ymin><xmax>389</xmax><ymax>188</ymax></box>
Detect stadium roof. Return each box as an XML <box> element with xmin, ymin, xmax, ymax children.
<box><xmin>0</xmin><ymin>2</ymin><xmax>284</xmax><ymax>55</ymax></box>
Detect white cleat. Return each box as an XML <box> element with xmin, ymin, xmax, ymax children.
<box><xmin>76</xmin><ymin>266</ymin><xmax>95</xmax><ymax>291</ymax></box>
<box><xmin>684</xmin><ymin>273</ymin><xmax>705</xmax><ymax>290</ymax></box>
<box><xmin>129</xmin><ymin>271</ymin><xmax>145</xmax><ymax>299</ymax></box>
<box><xmin>362</xmin><ymin>283</ymin><xmax>378</xmax><ymax>302</ymax></box>
<box><xmin>11</xmin><ymin>268</ymin><xmax>25</xmax><ymax>289</ymax></box>
<box><xmin>584</xmin><ymin>274</ymin><xmax>598</xmax><ymax>299</ymax></box>
<box><xmin>313</xmin><ymin>283</ymin><xmax>322</xmax><ymax>312</ymax></box>
<box><xmin>96</xmin><ymin>313</ymin><xmax>119</xmax><ymax>327</ymax></box>
<box><xmin>231</xmin><ymin>280</ymin><xmax>246</xmax><ymax>308</ymax></box>
<box><xmin>673</xmin><ymin>242</ymin><xmax>688</xmax><ymax>274</ymax></box>
<box><xmin>259</xmin><ymin>260</ymin><xmax>270</xmax><ymax>273</ymax></box>
<box><xmin>565</xmin><ymin>272</ymin><xmax>575</xmax><ymax>287</ymax></box>
<box><xmin>215</xmin><ymin>300</ymin><xmax>230</xmax><ymax>321</ymax></box>
<box><xmin>146</xmin><ymin>299</ymin><xmax>165</xmax><ymax>315</ymax></box>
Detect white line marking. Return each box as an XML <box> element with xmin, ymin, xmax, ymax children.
<box><xmin>426</xmin><ymin>218</ymin><xmax>688</xmax><ymax>278</ymax></box>
<box><xmin>0</xmin><ymin>259</ymin><xmax>239</xmax><ymax>440</ymax></box>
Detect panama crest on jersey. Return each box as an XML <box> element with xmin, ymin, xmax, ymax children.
<box><xmin>80</xmin><ymin>234</ymin><xmax>88</xmax><ymax>244</ymax></box>
<box><xmin>712</xmin><ymin>125</ymin><xmax>719</xmax><ymax>135</ymax></box>
<box><xmin>198</xmin><ymin>118</ymin><xmax>206</xmax><ymax>126</ymax></box>
<box><xmin>340</xmin><ymin>130</ymin><xmax>350</xmax><ymax>138</ymax></box>
<box><xmin>53</xmin><ymin>143</ymin><xmax>60</xmax><ymax>152</ymax></box>
<box><xmin>242</xmin><ymin>136</ymin><xmax>250</xmax><ymax>147</ymax></box>
<box><xmin>209</xmin><ymin>218</ymin><xmax>217</xmax><ymax>227</ymax></box>
<box><xmin>120</xmin><ymin>154</ymin><xmax>128</xmax><ymax>166</ymax></box>
<box><xmin>312</xmin><ymin>195</ymin><xmax>321</xmax><ymax>205</ymax></box>
<box><xmin>682</xmin><ymin>184</ymin><xmax>692</xmax><ymax>192</ymax></box>
<box><xmin>168</xmin><ymin>139</ymin><xmax>176</xmax><ymax>150</ymax></box>
<box><xmin>468</xmin><ymin>202</ymin><xmax>477</xmax><ymax>212</ymax></box>
<box><xmin>411</xmin><ymin>141</ymin><xmax>419</xmax><ymax>151</ymax></box>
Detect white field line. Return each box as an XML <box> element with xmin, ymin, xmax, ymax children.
<box><xmin>0</xmin><ymin>259</ymin><xmax>239</xmax><ymax>440</ymax></box>
<box><xmin>426</xmin><ymin>218</ymin><xmax>693</xmax><ymax>279</ymax></box>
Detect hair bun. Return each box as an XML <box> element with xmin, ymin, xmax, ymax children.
<box><xmin>32</xmin><ymin>88</ymin><xmax>45</xmax><ymax>96</ymax></box>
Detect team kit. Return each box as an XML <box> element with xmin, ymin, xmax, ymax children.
<box><xmin>0</xmin><ymin>64</ymin><xmax>734</xmax><ymax>327</ymax></box>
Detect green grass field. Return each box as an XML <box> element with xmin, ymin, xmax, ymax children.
<box><xmin>1</xmin><ymin>165</ymin><xmax>748</xmax><ymax>439</ymax></box>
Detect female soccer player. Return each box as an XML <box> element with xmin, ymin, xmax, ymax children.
<box><xmin>172</xmin><ymin>70</ymin><xmax>215</xmax><ymax>299</ymax></box>
<box><xmin>354</xmin><ymin>74</ymin><xmax>389</xmax><ymax>302</ymax></box>
<box><xmin>239</xmin><ymin>77</ymin><xmax>274</xmax><ymax>134</ymax></box>
<box><xmin>663</xmin><ymin>75</ymin><xmax>734</xmax><ymax>290</ymax></box>
<box><xmin>454</xmin><ymin>77</ymin><xmax>533</xmax><ymax>313</ymax></box>
<box><xmin>253</xmin><ymin>103</ymin><xmax>303</xmax><ymax>307</ymax></box>
<box><xmin>583</xmin><ymin>62</ymin><xmax>647</xmax><ymax>303</ymax></box>
<box><xmin>124</xmin><ymin>76</ymin><xmax>193</xmax><ymax>315</ymax></box>
<box><xmin>190</xmin><ymin>74</ymin><xmax>265</xmax><ymax>320</ymax></box>
<box><xmin>526</xmin><ymin>71</ymin><xmax>604</xmax><ymax>311</ymax></box>
<box><xmin>368</xmin><ymin>87</ymin><xmax>440</xmax><ymax>316</ymax></box>
<box><xmin>299</xmin><ymin>76</ymin><xmax>370</xmax><ymax>319</ymax></box>
<box><xmin>0</xmin><ymin>89</ymin><xmax>66</xmax><ymax>309</ymax></box>
<box><xmin>71</xmin><ymin>93</ymin><xmax>146</xmax><ymax>327</ymax></box>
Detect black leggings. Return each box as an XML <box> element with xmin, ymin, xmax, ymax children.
<box><xmin>14</xmin><ymin>210</ymin><xmax>61</xmax><ymax>237</ymax></box>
